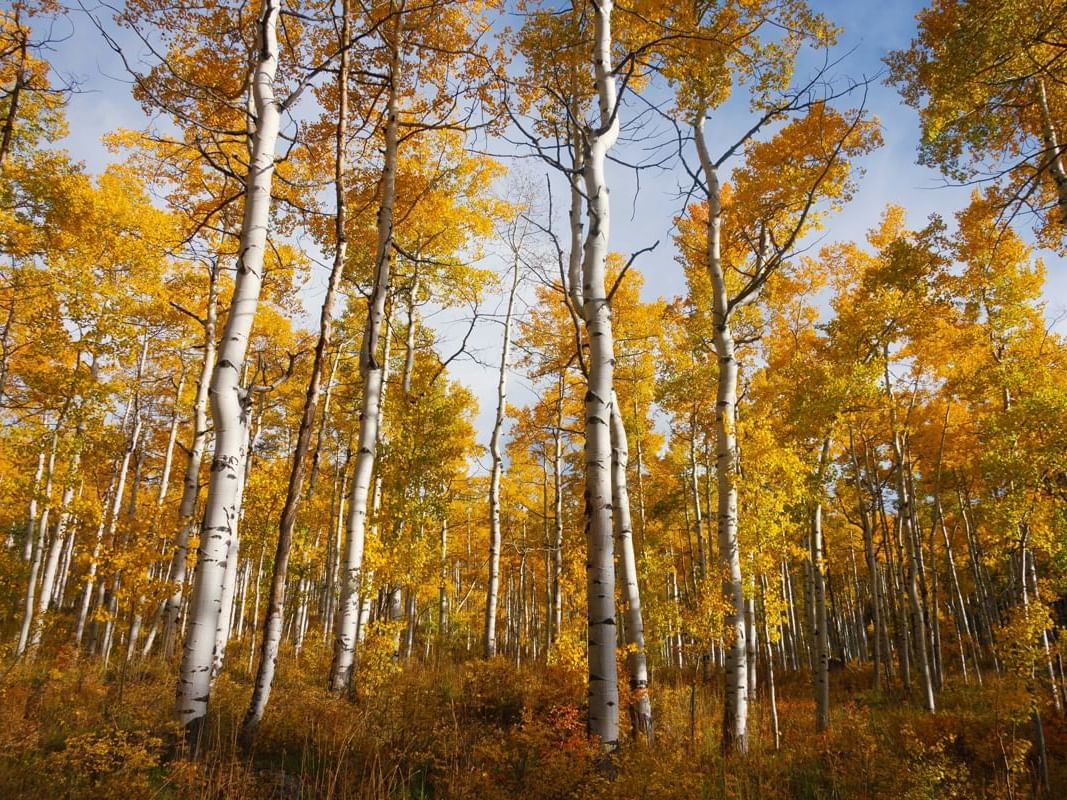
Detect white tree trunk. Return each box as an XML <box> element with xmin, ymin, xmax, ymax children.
<box><xmin>610</xmin><ymin>392</ymin><xmax>653</xmax><ymax>740</ymax></box>
<box><xmin>1036</xmin><ymin>78</ymin><xmax>1067</xmax><ymax>226</ymax></box>
<box><xmin>694</xmin><ymin>112</ymin><xmax>748</xmax><ymax>754</ymax></box>
<box><xmin>160</xmin><ymin>261</ymin><xmax>219</xmax><ymax>659</ymax></box>
<box><xmin>28</xmin><ymin>417</ymin><xmax>84</xmax><ymax>654</ymax></box>
<box><xmin>330</xmin><ymin>23</ymin><xmax>399</xmax><ymax>692</ymax></box>
<box><xmin>580</xmin><ymin>0</ymin><xmax>621</xmax><ymax>751</ymax></box>
<box><xmin>244</xmin><ymin>0</ymin><xmax>351</xmax><ymax>730</ymax></box>
<box><xmin>17</xmin><ymin>424</ymin><xmax>60</xmax><ymax>656</ymax></box>
<box><xmin>175</xmin><ymin>0</ymin><xmax>282</xmax><ymax>747</ymax></box>
<box><xmin>812</xmin><ymin>439</ymin><xmax>831</xmax><ymax>732</ymax></box>
<box><xmin>22</xmin><ymin>450</ymin><xmax>44</xmax><ymax>561</ymax></box>
<box><xmin>484</xmin><ymin>255</ymin><xmax>519</xmax><ymax>658</ymax></box>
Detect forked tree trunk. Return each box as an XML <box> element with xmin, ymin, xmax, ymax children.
<box><xmin>175</xmin><ymin>0</ymin><xmax>282</xmax><ymax>749</ymax></box>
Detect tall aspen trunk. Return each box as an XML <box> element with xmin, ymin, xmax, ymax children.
<box><xmin>610</xmin><ymin>392</ymin><xmax>653</xmax><ymax>741</ymax></box>
<box><xmin>884</xmin><ymin>348</ymin><xmax>935</xmax><ymax>711</ymax></box>
<box><xmin>694</xmin><ymin>111</ymin><xmax>748</xmax><ymax>754</ymax></box>
<box><xmin>175</xmin><ymin>0</ymin><xmax>282</xmax><ymax>748</ymax></box>
<box><xmin>812</xmin><ymin>440</ymin><xmax>831</xmax><ymax>732</ymax></box>
<box><xmin>689</xmin><ymin>425</ymin><xmax>706</xmax><ymax>581</ymax></box>
<box><xmin>579</xmin><ymin>0</ymin><xmax>622</xmax><ymax>751</ymax></box>
<box><xmin>76</xmin><ymin>392</ymin><xmax>141</xmax><ymax>647</ymax></box>
<box><xmin>28</xmin><ymin>414</ymin><xmax>85</xmax><ymax>655</ymax></box>
<box><xmin>17</xmin><ymin>421</ymin><xmax>61</xmax><ymax>656</ymax></box>
<box><xmin>850</xmin><ymin>432</ymin><xmax>884</xmax><ymax>689</ymax></box>
<box><xmin>243</xmin><ymin>0</ymin><xmax>350</xmax><ymax>735</ymax></box>
<box><xmin>23</xmin><ymin>450</ymin><xmax>45</xmax><ymax>561</ymax></box>
<box><xmin>759</xmin><ymin>574</ymin><xmax>781</xmax><ymax>750</ymax></box>
<box><xmin>330</xmin><ymin>12</ymin><xmax>399</xmax><ymax>692</ymax></box>
<box><xmin>160</xmin><ymin>261</ymin><xmax>219</xmax><ymax>659</ymax></box>
<box><xmin>550</xmin><ymin>378</ymin><xmax>564</xmax><ymax>645</ymax></box>
<box><xmin>1035</xmin><ymin>78</ymin><xmax>1067</xmax><ymax>226</ymax></box>
<box><xmin>131</xmin><ymin>370</ymin><xmax>184</xmax><ymax>660</ymax></box>
<box><xmin>484</xmin><ymin>253</ymin><xmax>519</xmax><ymax>658</ymax></box>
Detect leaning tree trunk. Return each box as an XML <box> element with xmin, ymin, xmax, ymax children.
<box><xmin>577</xmin><ymin>0</ymin><xmax>622</xmax><ymax>752</ymax></box>
<box><xmin>610</xmin><ymin>392</ymin><xmax>653</xmax><ymax>741</ymax></box>
<box><xmin>175</xmin><ymin>0</ymin><xmax>282</xmax><ymax>750</ymax></box>
<box><xmin>694</xmin><ymin>110</ymin><xmax>748</xmax><ymax>755</ymax></box>
<box><xmin>243</xmin><ymin>0</ymin><xmax>351</xmax><ymax>737</ymax></box>
<box><xmin>156</xmin><ymin>260</ymin><xmax>219</xmax><ymax>659</ymax></box>
<box><xmin>329</xmin><ymin>18</ymin><xmax>399</xmax><ymax>693</ymax></box>
<box><xmin>484</xmin><ymin>252</ymin><xmax>519</xmax><ymax>658</ymax></box>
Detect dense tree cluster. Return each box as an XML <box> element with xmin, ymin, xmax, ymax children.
<box><xmin>1</xmin><ymin>0</ymin><xmax>1066</xmax><ymax>796</ymax></box>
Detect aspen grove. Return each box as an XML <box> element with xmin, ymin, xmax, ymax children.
<box><xmin>2</xmin><ymin>0</ymin><xmax>1067</xmax><ymax>797</ymax></box>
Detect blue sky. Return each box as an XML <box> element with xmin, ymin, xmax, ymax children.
<box><xmin>40</xmin><ymin>1</ymin><xmax>1067</xmax><ymax>447</ymax></box>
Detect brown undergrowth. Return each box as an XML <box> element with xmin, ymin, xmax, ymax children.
<box><xmin>0</xmin><ymin>642</ymin><xmax>1062</xmax><ymax>799</ymax></box>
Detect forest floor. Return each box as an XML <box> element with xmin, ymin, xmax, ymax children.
<box><xmin>0</xmin><ymin>642</ymin><xmax>1063</xmax><ymax>799</ymax></box>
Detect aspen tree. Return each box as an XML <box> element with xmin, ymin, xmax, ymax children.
<box><xmin>243</xmin><ymin>0</ymin><xmax>352</xmax><ymax>737</ymax></box>
<box><xmin>175</xmin><ymin>0</ymin><xmax>282</xmax><ymax>747</ymax></box>
<box><xmin>484</xmin><ymin>230</ymin><xmax>521</xmax><ymax>659</ymax></box>
<box><xmin>330</xmin><ymin>2</ymin><xmax>400</xmax><ymax>692</ymax></box>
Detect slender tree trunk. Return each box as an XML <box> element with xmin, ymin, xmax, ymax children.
<box><xmin>330</xmin><ymin>14</ymin><xmax>399</xmax><ymax>693</ymax></box>
<box><xmin>17</xmin><ymin>422</ymin><xmax>61</xmax><ymax>656</ymax></box>
<box><xmin>23</xmin><ymin>449</ymin><xmax>45</xmax><ymax>562</ymax></box>
<box><xmin>28</xmin><ymin>414</ymin><xmax>85</xmax><ymax>655</ymax></box>
<box><xmin>610</xmin><ymin>392</ymin><xmax>653</xmax><ymax>741</ymax></box>
<box><xmin>812</xmin><ymin>440</ymin><xmax>831</xmax><ymax>733</ymax></box>
<box><xmin>850</xmin><ymin>432</ymin><xmax>884</xmax><ymax>690</ymax></box>
<box><xmin>550</xmin><ymin>378</ymin><xmax>564</xmax><ymax>646</ymax></box>
<box><xmin>694</xmin><ymin>111</ymin><xmax>748</xmax><ymax>755</ymax></box>
<box><xmin>759</xmin><ymin>574</ymin><xmax>781</xmax><ymax>750</ymax></box>
<box><xmin>484</xmin><ymin>252</ymin><xmax>519</xmax><ymax>658</ymax></box>
<box><xmin>243</xmin><ymin>0</ymin><xmax>350</xmax><ymax>734</ymax></box>
<box><xmin>160</xmin><ymin>261</ymin><xmax>219</xmax><ymax>659</ymax></box>
<box><xmin>1035</xmin><ymin>78</ymin><xmax>1067</xmax><ymax>226</ymax></box>
<box><xmin>175</xmin><ymin>0</ymin><xmax>282</xmax><ymax>748</ymax></box>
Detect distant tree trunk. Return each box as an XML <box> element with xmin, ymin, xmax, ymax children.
<box><xmin>22</xmin><ymin>449</ymin><xmax>45</xmax><ymax>561</ymax></box>
<box><xmin>175</xmin><ymin>0</ymin><xmax>282</xmax><ymax>749</ymax></box>
<box><xmin>884</xmin><ymin>348</ymin><xmax>935</xmax><ymax>713</ymax></box>
<box><xmin>812</xmin><ymin>439</ymin><xmax>831</xmax><ymax>733</ymax></box>
<box><xmin>550</xmin><ymin>376</ymin><xmax>564</xmax><ymax>646</ymax></box>
<box><xmin>243</xmin><ymin>0</ymin><xmax>350</xmax><ymax>735</ymax></box>
<box><xmin>159</xmin><ymin>259</ymin><xmax>219</xmax><ymax>660</ymax></box>
<box><xmin>849</xmin><ymin>431</ymin><xmax>884</xmax><ymax>690</ymax></box>
<box><xmin>330</xmin><ymin>12</ymin><xmax>399</xmax><ymax>693</ymax></box>
<box><xmin>484</xmin><ymin>252</ymin><xmax>519</xmax><ymax>658</ymax></box>
<box><xmin>694</xmin><ymin>110</ymin><xmax>748</xmax><ymax>755</ymax></box>
<box><xmin>28</xmin><ymin>411</ymin><xmax>86</xmax><ymax>656</ymax></box>
<box><xmin>17</xmin><ymin>420</ymin><xmax>62</xmax><ymax>656</ymax></box>
<box><xmin>610</xmin><ymin>392</ymin><xmax>653</xmax><ymax>741</ymax></box>
<box><xmin>759</xmin><ymin>574</ymin><xmax>781</xmax><ymax>750</ymax></box>
<box><xmin>131</xmin><ymin>368</ymin><xmax>185</xmax><ymax>660</ymax></box>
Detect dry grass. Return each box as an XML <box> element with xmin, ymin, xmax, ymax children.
<box><xmin>0</xmin><ymin>642</ymin><xmax>1063</xmax><ymax>799</ymax></box>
